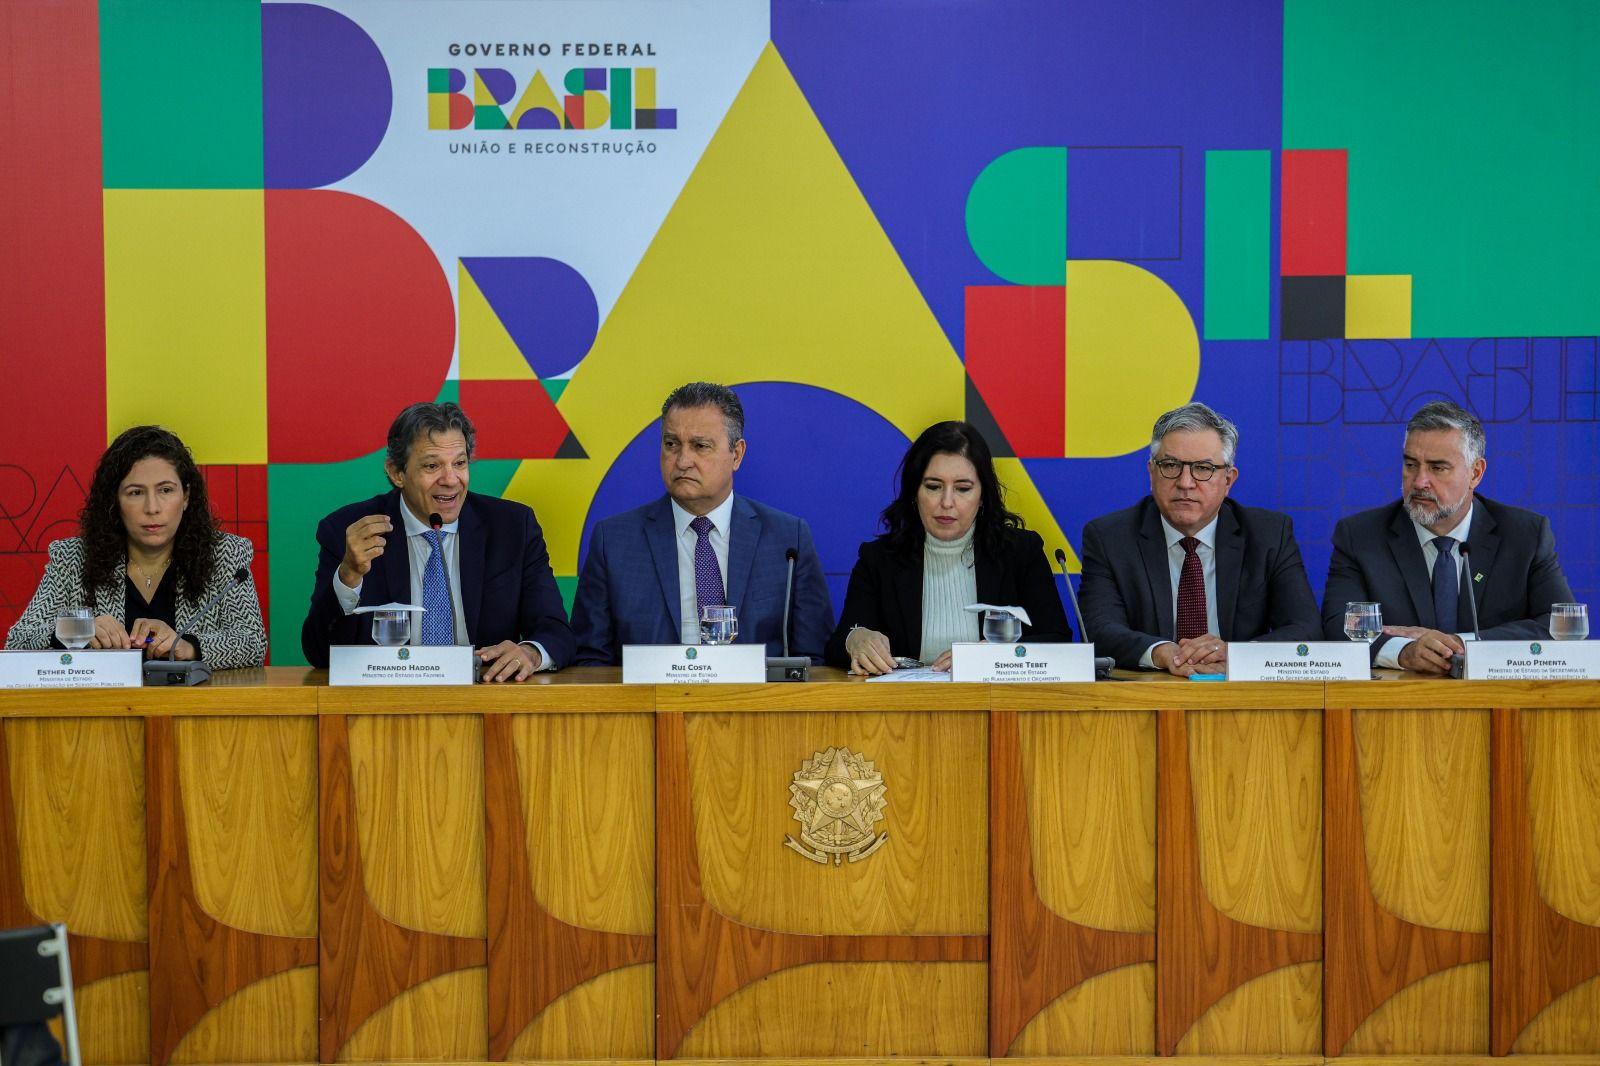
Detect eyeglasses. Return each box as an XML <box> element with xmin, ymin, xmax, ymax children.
<box><xmin>1153</xmin><ymin>458</ymin><xmax>1229</xmax><ymax>482</ymax></box>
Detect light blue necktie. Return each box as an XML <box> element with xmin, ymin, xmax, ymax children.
<box><xmin>421</xmin><ymin>529</ymin><xmax>454</xmax><ymax>645</ymax></box>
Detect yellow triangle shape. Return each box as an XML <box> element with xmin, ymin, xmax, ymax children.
<box><xmin>458</xmin><ymin>263</ymin><xmax>537</xmax><ymax>382</ymax></box>
<box><xmin>504</xmin><ymin>43</ymin><xmax>1071</xmax><ymax>573</ymax></box>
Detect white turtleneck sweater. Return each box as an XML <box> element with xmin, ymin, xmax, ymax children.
<box><xmin>920</xmin><ymin>526</ymin><xmax>979</xmax><ymax>661</ymax></box>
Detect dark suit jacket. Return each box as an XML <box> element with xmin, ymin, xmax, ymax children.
<box><xmin>1320</xmin><ymin>494</ymin><xmax>1574</xmax><ymax>657</ymax></box>
<box><xmin>1079</xmin><ymin>497</ymin><xmax>1322</xmax><ymax>669</ymax></box>
<box><xmin>822</xmin><ymin>527</ymin><xmax>1071</xmax><ymax>666</ymax></box>
<box><xmin>569</xmin><ymin>494</ymin><xmax>834</xmax><ymax>666</ymax></box>
<box><xmin>300</xmin><ymin>490</ymin><xmax>574</xmax><ymax>668</ymax></box>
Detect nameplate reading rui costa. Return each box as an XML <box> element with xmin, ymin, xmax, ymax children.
<box><xmin>949</xmin><ymin>642</ymin><xmax>1094</xmax><ymax>683</ymax></box>
<box><xmin>328</xmin><ymin>645</ymin><xmax>476</xmax><ymax>686</ymax></box>
<box><xmin>622</xmin><ymin>644</ymin><xmax>766</xmax><ymax>684</ymax></box>
<box><xmin>0</xmin><ymin>650</ymin><xmax>143</xmax><ymax>689</ymax></box>
<box><xmin>1227</xmin><ymin>642</ymin><xmax>1369</xmax><ymax>682</ymax></box>
<box><xmin>1465</xmin><ymin>640</ymin><xmax>1600</xmax><ymax>680</ymax></box>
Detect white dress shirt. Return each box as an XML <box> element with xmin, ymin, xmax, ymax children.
<box><xmin>672</xmin><ymin>493</ymin><xmax>735</xmax><ymax>645</ymax></box>
<box><xmin>1141</xmin><ymin>514</ymin><xmax>1221</xmax><ymax>668</ymax></box>
<box><xmin>333</xmin><ymin>502</ymin><xmax>553</xmax><ymax>668</ymax></box>
<box><xmin>1374</xmin><ymin>505</ymin><xmax>1475</xmax><ymax>670</ymax></box>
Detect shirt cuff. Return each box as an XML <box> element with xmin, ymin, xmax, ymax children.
<box><xmin>333</xmin><ymin>572</ymin><xmax>362</xmax><ymax>614</ymax></box>
<box><xmin>1375</xmin><ymin>636</ymin><xmax>1409</xmax><ymax>670</ymax></box>
<box><xmin>519</xmin><ymin>640</ymin><xmax>556</xmax><ymax>671</ymax></box>
<box><xmin>1140</xmin><ymin>641</ymin><xmax>1171</xmax><ymax>670</ymax></box>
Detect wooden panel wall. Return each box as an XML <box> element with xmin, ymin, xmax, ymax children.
<box><xmin>3</xmin><ymin>675</ymin><xmax>1600</xmax><ymax>1065</ymax></box>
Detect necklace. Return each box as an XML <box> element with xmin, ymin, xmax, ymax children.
<box><xmin>129</xmin><ymin>556</ymin><xmax>170</xmax><ymax>591</ymax></box>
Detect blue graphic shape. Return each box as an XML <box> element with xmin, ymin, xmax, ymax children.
<box><xmin>582</xmin><ymin>383</ymin><xmax>911</xmax><ymax>612</ymax></box>
<box><xmin>461</xmin><ymin>257</ymin><xmax>600</xmax><ymax>379</ymax></box>
<box><xmin>478</xmin><ymin>67</ymin><xmax>516</xmax><ymax>104</ymax></box>
<box><xmin>771</xmin><ymin>0</ymin><xmax>1282</xmax><ymax>354</ymax></box>
<box><xmin>263</xmin><ymin>3</ymin><xmax>392</xmax><ymax>189</ymax></box>
<box><xmin>1068</xmin><ymin>146</ymin><xmax>1183</xmax><ymax>260</ymax></box>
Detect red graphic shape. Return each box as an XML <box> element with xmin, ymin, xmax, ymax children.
<box><xmin>0</xmin><ymin>2</ymin><xmax>107</xmax><ymax>636</ymax></box>
<box><xmin>201</xmin><ymin>464</ymin><xmax>269</xmax><ymax>635</ymax></box>
<box><xmin>265</xmin><ymin>190</ymin><xmax>455</xmax><ymax>463</ymax></box>
<box><xmin>458</xmin><ymin>380</ymin><xmax>573</xmax><ymax>460</ymax></box>
<box><xmin>965</xmin><ymin>286</ymin><xmax>1064</xmax><ymax>457</ymax></box>
<box><xmin>1281</xmin><ymin>149</ymin><xmax>1347</xmax><ymax>276</ymax></box>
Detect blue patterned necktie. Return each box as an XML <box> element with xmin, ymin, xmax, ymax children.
<box><xmin>421</xmin><ymin>529</ymin><xmax>454</xmax><ymax>645</ymax></box>
<box><xmin>689</xmin><ymin>515</ymin><xmax>725</xmax><ymax>616</ymax></box>
<box><xmin>1431</xmin><ymin>535</ymin><xmax>1459</xmax><ymax>633</ymax></box>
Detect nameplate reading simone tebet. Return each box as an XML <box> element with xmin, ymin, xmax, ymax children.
<box><xmin>784</xmin><ymin>746</ymin><xmax>888</xmax><ymax>865</ymax></box>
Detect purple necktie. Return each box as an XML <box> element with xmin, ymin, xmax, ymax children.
<box><xmin>689</xmin><ymin>515</ymin><xmax>725</xmax><ymax>614</ymax></box>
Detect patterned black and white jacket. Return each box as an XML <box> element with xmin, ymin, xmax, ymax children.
<box><xmin>5</xmin><ymin>533</ymin><xmax>268</xmax><ymax>669</ymax></box>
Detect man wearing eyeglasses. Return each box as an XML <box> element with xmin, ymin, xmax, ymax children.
<box><xmin>1078</xmin><ymin>402</ymin><xmax>1322</xmax><ymax>675</ymax></box>
<box><xmin>1320</xmin><ymin>400</ymin><xmax>1573</xmax><ymax>674</ymax></box>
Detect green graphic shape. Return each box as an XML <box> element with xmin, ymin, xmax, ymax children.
<box><xmin>965</xmin><ymin>147</ymin><xmax>1067</xmax><ymax>285</ymax></box>
<box><xmin>100</xmin><ymin>0</ymin><xmax>263</xmax><ymax>188</ymax></box>
<box><xmin>1285</xmin><ymin>0</ymin><xmax>1600</xmax><ymax>335</ymax></box>
<box><xmin>1204</xmin><ymin>150</ymin><xmax>1271</xmax><ymax>340</ymax></box>
<box><xmin>610</xmin><ymin>68</ymin><xmax>633</xmax><ymax>130</ymax></box>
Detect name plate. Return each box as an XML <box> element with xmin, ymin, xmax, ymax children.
<box><xmin>622</xmin><ymin>644</ymin><xmax>766</xmax><ymax>684</ymax></box>
<box><xmin>328</xmin><ymin>645</ymin><xmax>476</xmax><ymax>686</ymax></box>
<box><xmin>0</xmin><ymin>650</ymin><xmax>144</xmax><ymax>689</ymax></box>
<box><xmin>1227</xmin><ymin>642</ymin><xmax>1369</xmax><ymax>682</ymax></box>
<box><xmin>1465</xmin><ymin>640</ymin><xmax>1600</xmax><ymax>680</ymax></box>
<box><xmin>950</xmin><ymin>642</ymin><xmax>1094</xmax><ymax>683</ymax></box>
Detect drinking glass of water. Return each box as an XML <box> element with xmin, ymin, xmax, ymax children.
<box><xmin>699</xmin><ymin>605</ymin><xmax>738</xmax><ymax>645</ymax></box>
<box><xmin>1550</xmin><ymin>603</ymin><xmax>1589</xmax><ymax>641</ymax></box>
<box><xmin>1344</xmin><ymin>602</ymin><xmax>1383</xmax><ymax>644</ymax></box>
<box><xmin>54</xmin><ymin>608</ymin><xmax>94</xmax><ymax>649</ymax></box>
<box><xmin>371</xmin><ymin>608</ymin><xmax>411</xmax><ymax>647</ymax></box>
<box><xmin>982</xmin><ymin>609</ymin><xmax>1022</xmax><ymax>645</ymax></box>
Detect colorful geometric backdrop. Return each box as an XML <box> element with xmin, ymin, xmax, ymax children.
<box><xmin>3</xmin><ymin>0</ymin><xmax>1597</xmax><ymax>664</ymax></box>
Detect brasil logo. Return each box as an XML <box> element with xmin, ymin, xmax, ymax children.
<box><xmin>398</xmin><ymin>647</ymin><xmax>411</xmax><ymax>661</ymax></box>
<box><xmin>1297</xmin><ymin>644</ymin><xmax>1310</xmax><ymax>656</ymax></box>
<box><xmin>428</xmin><ymin>67</ymin><xmax>676</xmax><ymax>130</ymax></box>
<box><xmin>59</xmin><ymin>653</ymin><xmax>72</xmax><ymax>665</ymax></box>
<box><xmin>685</xmin><ymin>646</ymin><xmax>698</xmax><ymax>660</ymax></box>
<box><xmin>1015</xmin><ymin>645</ymin><xmax>1027</xmax><ymax>657</ymax></box>
<box><xmin>1530</xmin><ymin>642</ymin><xmax>1543</xmax><ymax>656</ymax></box>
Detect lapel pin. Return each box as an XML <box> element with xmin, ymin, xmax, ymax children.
<box><xmin>1474</xmin><ymin>572</ymin><xmax>1483</xmax><ymax>582</ymax></box>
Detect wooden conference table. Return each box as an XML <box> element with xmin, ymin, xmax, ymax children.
<box><xmin>1</xmin><ymin>667</ymin><xmax>1597</xmax><ymax>1065</ymax></box>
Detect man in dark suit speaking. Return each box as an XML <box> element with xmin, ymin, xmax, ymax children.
<box><xmin>300</xmin><ymin>401</ymin><xmax>574</xmax><ymax>678</ymax></box>
<box><xmin>1079</xmin><ymin>402</ymin><xmax>1321</xmax><ymax>675</ymax></box>
<box><xmin>570</xmin><ymin>382</ymin><xmax>833</xmax><ymax>665</ymax></box>
<box><xmin>1321</xmin><ymin>400</ymin><xmax>1573</xmax><ymax>674</ymax></box>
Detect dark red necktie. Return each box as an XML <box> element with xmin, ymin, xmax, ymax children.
<box><xmin>1176</xmin><ymin>536</ymin><xmax>1207</xmax><ymax>640</ymax></box>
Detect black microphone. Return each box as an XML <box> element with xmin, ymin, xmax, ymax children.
<box><xmin>1449</xmin><ymin>542</ymin><xmax>1480</xmax><ymax>679</ymax></box>
<box><xmin>766</xmin><ymin>547</ymin><xmax>809</xmax><ymax>682</ymax></box>
<box><xmin>143</xmin><ymin>566</ymin><xmax>251</xmax><ymax>686</ymax></box>
<box><xmin>428</xmin><ymin>512</ymin><xmax>461</xmax><ymax>647</ymax></box>
<box><xmin>1055</xmin><ymin>548</ymin><xmax>1115</xmax><ymax>680</ymax></box>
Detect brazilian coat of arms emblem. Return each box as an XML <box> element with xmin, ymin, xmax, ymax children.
<box><xmin>784</xmin><ymin>746</ymin><xmax>888</xmax><ymax>865</ymax></box>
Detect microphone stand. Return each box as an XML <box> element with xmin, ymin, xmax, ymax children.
<box><xmin>143</xmin><ymin>567</ymin><xmax>251</xmax><ymax>686</ymax></box>
<box><xmin>1056</xmin><ymin>549</ymin><xmax>1116</xmax><ymax>680</ymax></box>
<box><xmin>766</xmin><ymin>547</ymin><xmax>809</xmax><ymax>681</ymax></box>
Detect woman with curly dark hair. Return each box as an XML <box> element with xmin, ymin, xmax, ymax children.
<box><xmin>5</xmin><ymin>426</ymin><xmax>266</xmax><ymax>667</ymax></box>
<box><xmin>824</xmin><ymin>420</ymin><xmax>1070</xmax><ymax>674</ymax></box>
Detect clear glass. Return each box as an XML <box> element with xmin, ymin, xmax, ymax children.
<box><xmin>982</xmin><ymin>609</ymin><xmax>1022</xmax><ymax>645</ymax></box>
<box><xmin>699</xmin><ymin>604</ymin><xmax>738</xmax><ymax>645</ymax></box>
<box><xmin>1344</xmin><ymin>601</ymin><xmax>1383</xmax><ymax>644</ymax></box>
<box><xmin>371</xmin><ymin>609</ymin><xmax>411</xmax><ymax>647</ymax></box>
<box><xmin>54</xmin><ymin>608</ymin><xmax>94</xmax><ymax>649</ymax></box>
<box><xmin>1550</xmin><ymin>603</ymin><xmax>1589</xmax><ymax>641</ymax></box>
